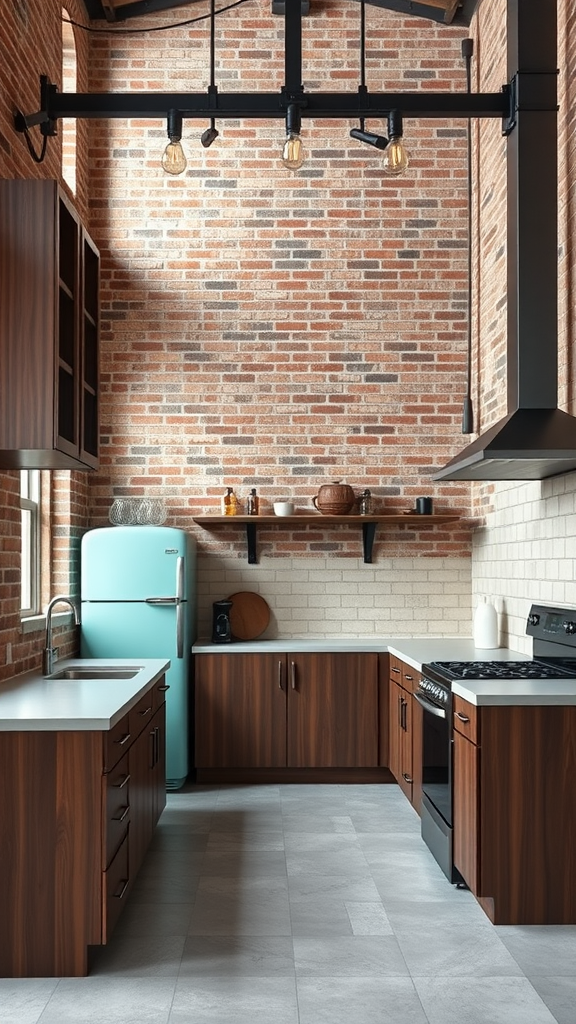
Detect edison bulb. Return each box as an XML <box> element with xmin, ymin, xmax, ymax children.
<box><xmin>282</xmin><ymin>132</ymin><xmax>304</xmax><ymax>170</ymax></box>
<box><xmin>161</xmin><ymin>140</ymin><xmax>187</xmax><ymax>176</ymax></box>
<box><xmin>383</xmin><ymin>138</ymin><xmax>409</xmax><ymax>176</ymax></box>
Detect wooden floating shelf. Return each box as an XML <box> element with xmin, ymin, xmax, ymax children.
<box><xmin>192</xmin><ymin>514</ymin><xmax>461</xmax><ymax>565</ymax></box>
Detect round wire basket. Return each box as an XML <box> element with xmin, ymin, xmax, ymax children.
<box><xmin>109</xmin><ymin>498</ymin><xmax>167</xmax><ymax>526</ymax></box>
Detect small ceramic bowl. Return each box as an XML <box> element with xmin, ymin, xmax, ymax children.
<box><xmin>274</xmin><ymin>501</ymin><xmax>295</xmax><ymax>516</ymax></box>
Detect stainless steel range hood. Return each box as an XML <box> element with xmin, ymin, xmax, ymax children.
<box><xmin>434</xmin><ymin>0</ymin><xmax>576</xmax><ymax>482</ymax></box>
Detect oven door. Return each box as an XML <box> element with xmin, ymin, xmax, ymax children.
<box><xmin>414</xmin><ymin>689</ymin><xmax>452</xmax><ymax>828</ymax></box>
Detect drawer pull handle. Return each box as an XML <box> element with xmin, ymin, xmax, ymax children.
<box><xmin>157</xmin><ymin>684</ymin><xmax>170</xmax><ymax>692</ymax></box>
<box><xmin>113</xmin><ymin>805</ymin><xmax>130</xmax><ymax>823</ymax></box>
<box><xmin>402</xmin><ymin>773</ymin><xmax>413</xmax><ymax>784</ymax></box>
<box><xmin>139</xmin><ymin>705</ymin><xmax>153</xmax><ymax>717</ymax></box>
<box><xmin>405</xmin><ymin>673</ymin><xmax>413</xmax><ymax>681</ymax></box>
<box><xmin>113</xmin><ymin>879</ymin><xmax>129</xmax><ymax>900</ymax></box>
<box><xmin>455</xmin><ymin>712</ymin><xmax>470</xmax><ymax>723</ymax></box>
<box><xmin>116</xmin><ymin>732</ymin><xmax>131</xmax><ymax>746</ymax></box>
<box><xmin>391</xmin><ymin>667</ymin><xmax>401</xmax><ymax>674</ymax></box>
<box><xmin>114</xmin><ymin>773</ymin><xmax>131</xmax><ymax>789</ymax></box>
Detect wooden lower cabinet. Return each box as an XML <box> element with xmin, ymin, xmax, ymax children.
<box><xmin>387</xmin><ymin>655</ymin><xmax>421</xmax><ymax>811</ymax></box>
<box><xmin>0</xmin><ymin>678</ymin><xmax>167</xmax><ymax>978</ymax></box>
<box><xmin>195</xmin><ymin>652</ymin><xmax>379</xmax><ymax>772</ymax></box>
<box><xmin>452</xmin><ymin>695</ymin><xmax>576</xmax><ymax>924</ymax></box>
<box><xmin>452</xmin><ymin>726</ymin><xmax>479</xmax><ymax>893</ymax></box>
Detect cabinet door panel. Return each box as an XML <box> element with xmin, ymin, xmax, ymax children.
<box><xmin>287</xmin><ymin>653</ymin><xmax>378</xmax><ymax>768</ymax></box>
<box><xmin>388</xmin><ymin>677</ymin><xmax>402</xmax><ymax>781</ymax></box>
<box><xmin>195</xmin><ymin>654</ymin><xmax>287</xmax><ymax>767</ymax></box>
<box><xmin>453</xmin><ymin>729</ymin><xmax>479</xmax><ymax>893</ymax></box>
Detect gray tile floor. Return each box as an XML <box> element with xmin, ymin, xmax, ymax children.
<box><xmin>2</xmin><ymin>783</ymin><xmax>575</xmax><ymax>1023</ymax></box>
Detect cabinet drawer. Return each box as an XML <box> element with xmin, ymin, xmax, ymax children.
<box><xmin>153</xmin><ymin>675</ymin><xmax>170</xmax><ymax>711</ymax></box>
<box><xmin>129</xmin><ymin>688</ymin><xmax>155</xmax><ymax>739</ymax></box>
<box><xmin>104</xmin><ymin>752</ymin><xmax>130</xmax><ymax>868</ymax></box>
<box><xmin>103</xmin><ymin>713</ymin><xmax>132</xmax><ymax>771</ymax></box>
<box><xmin>389</xmin><ymin>655</ymin><xmax>403</xmax><ymax>683</ymax></box>
<box><xmin>453</xmin><ymin>695</ymin><xmax>479</xmax><ymax>743</ymax></box>
<box><xmin>402</xmin><ymin>664</ymin><xmax>420</xmax><ymax>694</ymax></box>
<box><xmin>103</xmin><ymin>832</ymin><xmax>129</xmax><ymax>941</ymax></box>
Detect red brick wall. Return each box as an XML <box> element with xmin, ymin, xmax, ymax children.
<box><xmin>86</xmin><ymin>1</ymin><xmax>473</xmax><ymax>558</ymax></box>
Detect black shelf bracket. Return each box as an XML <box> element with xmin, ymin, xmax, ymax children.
<box><xmin>362</xmin><ymin>522</ymin><xmax>378</xmax><ymax>563</ymax></box>
<box><xmin>246</xmin><ymin>522</ymin><xmax>258</xmax><ymax>564</ymax></box>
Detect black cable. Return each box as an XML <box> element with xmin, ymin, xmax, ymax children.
<box><xmin>62</xmin><ymin>0</ymin><xmax>251</xmax><ymax>35</ymax></box>
<box><xmin>461</xmin><ymin>37</ymin><xmax>474</xmax><ymax>435</ymax></box>
<box><xmin>23</xmin><ymin>127</ymin><xmax>48</xmax><ymax>163</ymax></box>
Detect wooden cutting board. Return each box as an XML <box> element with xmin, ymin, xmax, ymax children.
<box><xmin>227</xmin><ymin>591</ymin><xmax>271</xmax><ymax>641</ymax></box>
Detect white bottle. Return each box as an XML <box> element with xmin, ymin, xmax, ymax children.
<box><xmin>473</xmin><ymin>596</ymin><xmax>499</xmax><ymax>649</ymax></box>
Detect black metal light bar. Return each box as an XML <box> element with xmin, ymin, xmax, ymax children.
<box><xmin>23</xmin><ymin>81</ymin><xmax>509</xmax><ymax>124</ymax></box>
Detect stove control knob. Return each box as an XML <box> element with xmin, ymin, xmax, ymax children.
<box><xmin>563</xmin><ymin>620</ymin><xmax>576</xmax><ymax>635</ymax></box>
<box><xmin>528</xmin><ymin>613</ymin><xmax>540</xmax><ymax>627</ymax></box>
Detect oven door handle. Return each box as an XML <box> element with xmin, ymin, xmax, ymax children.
<box><xmin>414</xmin><ymin>692</ymin><xmax>447</xmax><ymax>719</ymax></box>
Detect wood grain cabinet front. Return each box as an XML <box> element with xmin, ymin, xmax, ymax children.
<box><xmin>194</xmin><ymin>652</ymin><xmax>379</xmax><ymax>774</ymax></box>
<box><xmin>0</xmin><ymin>676</ymin><xmax>167</xmax><ymax>978</ymax></box>
<box><xmin>387</xmin><ymin>655</ymin><xmax>422</xmax><ymax>812</ymax></box>
<box><xmin>452</xmin><ymin>698</ymin><xmax>576</xmax><ymax>925</ymax></box>
<box><xmin>0</xmin><ymin>179</ymin><xmax>99</xmax><ymax>470</ymax></box>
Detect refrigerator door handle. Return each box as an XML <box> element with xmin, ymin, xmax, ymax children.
<box><xmin>176</xmin><ymin>556</ymin><xmax>185</xmax><ymax>602</ymax></box>
<box><xmin>176</xmin><ymin>600</ymin><xmax>184</xmax><ymax>659</ymax></box>
<box><xmin>145</xmin><ymin>597</ymin><xmax>178</xmax><ymax>605</ymax></box>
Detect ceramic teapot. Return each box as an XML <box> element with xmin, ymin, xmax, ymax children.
<box><xmin>312</xmin><ymin>480</ymin><xmax>355</xmax><ymax>515</ymax></box>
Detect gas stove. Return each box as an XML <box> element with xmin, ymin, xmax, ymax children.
<box><xmin>424</xmin><ymin>658</ymin><xmax>576</xmax><ymax>685</ymax></box>
<box><xmin>422</xmin><ymin>603</ymin><xmax>576</xmax><ymax>691</ymax></box>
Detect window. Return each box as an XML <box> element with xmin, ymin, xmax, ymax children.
<box><xmin>20</xmin><ymin>470</ymin><xmax>41</xmax><ymax>617</ymax></box>
<box><xmin>62</xmin><ymin>7</ymin><xmax>77</xmax><ymax>194</ymax></box>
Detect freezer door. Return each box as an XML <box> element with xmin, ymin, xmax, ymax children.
<box><xmin>81</xmin><ymin>525</ymin><xmax>195</xmax><ymax>601</ymax></box>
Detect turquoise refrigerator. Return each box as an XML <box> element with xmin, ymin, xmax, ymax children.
<box><xmin>80</xmin><ymin>525</ymin><xmax>196</xmax><ymax>789</ymax></box>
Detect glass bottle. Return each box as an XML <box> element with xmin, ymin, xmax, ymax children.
<box><xmin>222</xmin><ymin>487</ymin><xmax>239</xmax><ymax>516</ymax></box>
<box><xmin>247</xmin><ymin>488</ymin><xmax>259</xmax><ymax>516</ymax></box>
<box><xmin>359</xmin><ymin>489</ymin><xmax>373</xmax><ymax>515</ymax></box>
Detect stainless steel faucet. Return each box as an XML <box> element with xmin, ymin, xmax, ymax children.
<box><xmin>43</xmin><ymin>595</ymin><xmax>81</xmax><ymax>676</ymax></box>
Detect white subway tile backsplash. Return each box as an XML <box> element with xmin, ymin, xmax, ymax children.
<box><xmin>196</xmin><ymin>554</ymin><xmax>473</xmax><ymax>640</ymax></box>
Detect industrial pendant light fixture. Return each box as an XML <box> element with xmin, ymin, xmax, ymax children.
<box><xmin>281</xmin><ymin>103</ymin><xmax>305</xmax><ymax>169</ymax></box>
<box><xmin>349</xmin><ymin>2</ymin><xmax>409</xmax><ymax>175</ymax></box>
<box><xmin>161</xmin><ymin>109</ymin><xmax>187</xmax><ymax>175</ymax></box>
<box><xmin>381</xmin><ymin>109</ymin><xmax>409</xmax><ymax>176</ymax></box>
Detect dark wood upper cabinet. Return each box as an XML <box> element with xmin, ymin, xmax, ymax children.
<box><xmin>0</xmin><ymin>179</ymin><xmax>100</xmax><ymax>470</ymax></box>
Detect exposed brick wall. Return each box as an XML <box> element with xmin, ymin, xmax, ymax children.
<box><xmin>83</xmin><ymin>2</ymin><xmax>473</xmax><ymax>626</ymax></box>
<box><xmin>6</xmin><ymin>2</ymin><xmax>570</xmax><ymax>654</ymax></box>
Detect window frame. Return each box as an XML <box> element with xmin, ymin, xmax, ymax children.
<box><xmin>20</xmin><ymin>469</ymin><xmax>41</xmax><ymax>618</ymax></box>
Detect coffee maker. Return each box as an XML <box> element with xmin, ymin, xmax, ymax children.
<box><xmin>212</xmin><ymin>600</ymin><xmax>233</xmax><ymax>643</ymax></box>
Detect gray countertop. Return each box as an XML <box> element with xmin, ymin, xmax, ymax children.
<box><xmin>0</xmin><ymin>658</ymin><xmax>170</xmax><ymax>731</ymax></box>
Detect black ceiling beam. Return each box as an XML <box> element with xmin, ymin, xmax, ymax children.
<box><xmin>346</xmin><ymin>0</ymin><xmax>481</xmax><ymax>26</ymax></box>
<box><xmin>42</xmin><ymin>86</ymin><xmax>508</xmax><ymax>121</ymax></box>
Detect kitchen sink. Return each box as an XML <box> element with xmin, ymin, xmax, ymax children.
<box><xmin>50</xmin><ymin>667</ymin><xmax>143</xmax><ymax>680</ymax></box>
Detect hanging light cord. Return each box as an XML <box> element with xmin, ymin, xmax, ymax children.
<box><xmin>359</xmin><ymin>1</ymin><xmax>366</xmax><ymax>129</ymax></box>
<box><xmin>62</xmin><ymin>0</ymin><xmax>251</xmax><ymax>35</ymax></box>
<box><xmin>461</xmin><ymin>37</ymin><xmax>474</xmax><ymax>435</ymax></box>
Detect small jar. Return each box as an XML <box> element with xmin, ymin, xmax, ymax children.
<box><xmin>247</xmin><ymin>488</ymin><xmax>259</xmax><ymax>516</ymax></box>
<box><xmin>359</xmin><ymin>489</ymin><xmax>373</xmax><ymax>515</ymax></box>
